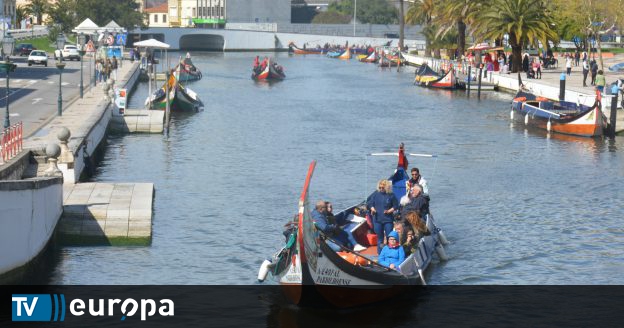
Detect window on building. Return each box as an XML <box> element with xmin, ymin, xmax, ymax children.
<box><xmin>163</xmin><ymin>14</ymin><xmax>167</xmax><ymax>23</ymax></box>
<box><xmin>154</xmin><ymin>14</ymin><xmax>158</xmax><ymax>23</ymax></box>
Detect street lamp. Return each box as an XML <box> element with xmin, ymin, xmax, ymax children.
<box><xmin>56</xmin><ymin>32</ymin><xmax>66</xmax><ymax>61</ymax></box>
<box><xmin>77</xmin><ymin>32</ymin><xmax>86</xmax><ymax>98</ymax></box>
<box><xmin>92</xmin><ymin>32</ymin><xmax>98</xmax><ymax>86</ymax></box>
<box><xmin>1</xmin><ymin>32</ymin><xmax>16</xmax><ymax>129</ymax></box>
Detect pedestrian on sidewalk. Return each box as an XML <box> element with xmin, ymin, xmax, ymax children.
<box><xmin>96</xmin><ymin>59</ymin><xmax>103</xmax><ymax>84</ymax></box>
<box><xmin>582</xmin><ymin>60</ymin><xmax>589</xmax><ymax>87</ymax></box>
<box><xmin>590</xmin><ymin>59</ymin><xmax>598</xmax><ymax>85</ymax></box>
<box><xmin>565</xmin><ymin>55</ymin><xmax>573</xmax><ymax>76</ymax></box>
<box><xmin>574</xmin><ymin>51</ymin><xmax>580</xmax><ymax>66</ymax></box>
<box><xmin>112</xmin><ymin>56</ymin><xmax>119</xmax><ymax>81</ymax></box>
<box><xmin>595</xmin><ymin>70</ymin><xmax>606</xmax><ymax>93</ymax></box>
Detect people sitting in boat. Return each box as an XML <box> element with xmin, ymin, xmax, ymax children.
<box><xmin>312</xmin><ymin>200</ymin><xmax>366</xmax><ymax>252</ymax></box>
<box><xmin>367</xmin><ymin>179</ymin><xmax>399</xmax><ymax>253</ymax></box>
<box><xmin>402</xmin><ymin>228</ymin><xmax>417</xmax><ymax>256</ymax></box>
<box><xmin>408</xmin><ymin>167</ymin><xmax>429</xmax><ymax>198</ymax></box>
<box><xmin>261</xmin><ymin>57</ymin><xmax>269</xmax><ymax>70</ymax></box>
<box><xmin>404</xmin><ymin>211</ymin><xmax>430</xmax><ymax>241</ymax></box>
<box><xmin>400</xmin><ymin>185</ymin><xmax>429</xmax><ymax>220</ymax></box>
<box><xmin>378</xmin><ymin>231</ymin><xmax>405</xmax><ymax>270</ymax></box>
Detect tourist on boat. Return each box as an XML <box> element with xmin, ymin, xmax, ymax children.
<box><xmin>408</xmin><ymin>167</ymin><xmax>429</xmax><ymax>197</ymax></box>
<box><xmin>402</xmin><ymin>228</ymin><xmax>416</xmax><ymax>256</ymax></box>
<box><xmin>367</xmin><ymin>180</ymin><xmax>399</xmax><ymax>253</ymax></box>
<box><xmin>400</xmin><ymin>185</ymin><xmax>429</xmax><ymax>220</ymax></box>
<box><xmin>253</xmin><ymin>56</ymin><xmax>259</xmax><ymax>69</ymax></box>
<box><xmin>378</xmin><ymin>231</ymin><xmax>405</xmax><ymax>270</ymax></box>
<box><xmin>404</xmin><ymin>211</ymin><xmax>430</xmax><ymax>241</ymax></box>
<box><xmin>312</xmin><ymin>200</ymin><xmax>366</xmax><ymax>252</ymax></box>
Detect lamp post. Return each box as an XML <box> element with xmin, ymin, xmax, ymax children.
<box><xmin>55</xmin><ymin>32</ymin><xmax>66</xmax><ymax>116</ymax></box>
<box><xmin>92</xmin><ymin>32</ymin><xmax>98</xmax><ymax>86</ymax></box>
<box><xmin>1</xmin><ymin>32</ymin><xmax>16</xmax><ymax>129</ymax></box>
<box><xmin>77</xmin><ymin>32</ymin><xmax>86</xmax><ymax>98</ymax></box>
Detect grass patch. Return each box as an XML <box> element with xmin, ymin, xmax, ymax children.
<box><xmin>17</xmin><ymin>36</ymin><xmax>77</xmax><ymax>53</ymax></box>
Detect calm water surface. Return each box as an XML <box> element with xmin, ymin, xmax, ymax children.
<box><xmin>48</xmin><ymin>52</ymin><xmax>624</xmax><ymax>286</ymax></box>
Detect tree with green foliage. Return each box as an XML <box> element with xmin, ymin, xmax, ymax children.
<box><xmin>75</xmin><ymin>0</ymin><xmax>146</xmax><ymax>30</ymax></box>
<box><xmin>312</xmin><ymin>11</ymin><xmax>351</xmax><ymax>24</ymax></box>
<box><xmin>470</xmin><ymin>0</ymin><xmax>558</xmax><ymax>73</ymax></box>
<box><xmin>15</xmin><ymin>6</ymin><xmax>26</xmax><ymax>29</ymax></box>
<box><xmin>405</xmin><ymin>0</ymin><xmax>436</xmax><ymax>57</ymax></box>
<box><xmin>435</xmin><ymin>0</ymin><xmax>483</xmax><ymax>60</ymax></box>
<box><xmin>23</xmin><ymin>0</ymin><xmax>48</xmax><ymax>25</ymax></box>
<box><xmin>46</xmin><ymin>0</ymin><xmax>79</xmax><ymax>34</ymax></box>
<box><xmin>326</xmin><ymin>0</ymin><xmax>397</xmax><ymax>25</ymax></box>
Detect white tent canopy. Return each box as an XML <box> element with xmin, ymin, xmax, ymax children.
<box><xmin>72</xmin><ymin>18</ymin><xmax>99</xmax><ymax>34</ymax></box>
<box><xmin>100</xmin><ymin>20</ymin><xmax>126</xmax><ymax>33</ymax></box>
<box><xmin>133</xmin><ymin>39</ymin><xmax>171</xmax><ymax>49</ymax></box>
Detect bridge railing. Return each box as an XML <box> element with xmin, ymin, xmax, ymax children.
<box><xmin>1</xmin><ymin>122</ymin><xmax>23</xmax><ymax>164</ymax></box>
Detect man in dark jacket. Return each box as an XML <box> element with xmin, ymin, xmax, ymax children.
<box><xmin>311</xmin><ymin>200</ymin><xmax>365</xmax><ymax>252</ymax></box>
<box><xmin>590</xmin><ymin>59</ymin><xmax>598</xmax><ymax>86</ymax></box>
<box><xmin>401</xmin><ymin>185</ymin><xmax>429</xmax><ymax>220</ymax></box>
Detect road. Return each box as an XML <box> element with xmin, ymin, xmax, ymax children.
<box><xmin>0</xmin><ymin>54</ymin><xmax>97</xmax><ymax>137</ymax></box>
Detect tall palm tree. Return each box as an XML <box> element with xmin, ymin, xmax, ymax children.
<box><xmin>470</xmin><ymin>0</ymin><xmax>559</xmax><ymax>73</ymax></box>
<box><xmin>15</xmin><ymin>5</ymin><xmax>26</xmax><ymax>29</ymax></box>
<box><xmin>435</xmin><ymin>0</ymin><xmax>483</xmax><ymax>59</ymax></box>
<box><xmin>23</xmin><ymin>0</ymin><xmax>48</xmax><ymax>25</ymax></box>
<box><xmin>405</xmin><ymin>0</ymin><xmax>435</xmax><ymax>57</ymax></box>
<box><xmin>398</xmin><ymin>0</ymin><xmax>405</xmax><ymax>50</ymax></box>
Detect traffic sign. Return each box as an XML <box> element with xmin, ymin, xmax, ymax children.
<box><xmin>115</xmin><ymin>33</ymin><xmax>127</xmax><ymax>46</ymax></box>
<box><xmin>85</xmin><ymin>40</ymin><xmax>95</xmax><ymax>53</ymax></box>
<box><xmin>107</xmin><ymin>35</ymin><xmax>114</xmax><ymax>46</ymax></box>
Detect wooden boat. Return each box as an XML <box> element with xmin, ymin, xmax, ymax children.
<box><xmin>510</xmin><ymin>90</ymin><xmax>606</xmax><ymax>137</ymax></box>
<box><xmin>327</xmin><ymin>48</ymin><xmax>351</xmax><ymax>60</ymax></box>
<box><xmin>252</xmin><ymin>58</ymin><xmax>286</xmax><ymax>81</ymax></box>
<box><xmin>288</xmin><ymin>42</ymin><xmax>325</xmax><ymax>55</ymax></box>
<box><xmin>145</xmin><ymin>73</ymin><xmax>203</xmax><ymax>112</ymax></box>
<box><xmin>414</xmin><ymin>64</ymin><xmax>456</xmax><ymax>89</ymax></box>
<box><xmin>378</xmin><ymin>55</ymin><xmax>406</xmax><ymax>67</ymax></box>
<box><xmin>174</xmin><ymin>55</ymin><xmax>202</xmax><ymax>82</ymax></box>
<box><xmin>258</xmin><ymin>145</ymin><xmax>448</xmax><ymax>308</ymax></box>
<box><xmin>358</xmin><ymin>51</ymin><xmax>378</xmax><ymax>63</ymax></box>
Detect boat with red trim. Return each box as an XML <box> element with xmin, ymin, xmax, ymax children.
<box><xmin>414</xmin><ymin>64</ymin><xmax>457</xmax><ymax>89</ymax></box>
<box><xmin>510</xmin><ymin>90</ymin><xmax>606</xmax><ymax>137</ymax></box>
<box><xmin>252</xmin><ymin>58</ymin><xmax>286</xmax><ymax>81</ymax></box>
<box><xmin>258</xmin><ymin>145</ymin><xmax>448</xmax><ymax>308</ymax></box>
<box><xmin>288</xmin><ymin>42</ymin><xmax>325</xmax><ymax>55</ymax></box>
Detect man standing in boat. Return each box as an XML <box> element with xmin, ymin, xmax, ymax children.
<box><xmin>311</xmin><ymin>200</ymin><xmax>366</xmax><ymax>252</ymax></box>
<box><xmin>408</xmin><ymin>167</ymin><xmax>429</xmax><ymax>197</ymax></box>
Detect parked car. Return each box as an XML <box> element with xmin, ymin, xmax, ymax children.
<box><xmin>608</xmin><ymin>62</ymin><xmax>624</xmax><ymax>72</ymax></box>
<box><xmin>54</xmin><ymin>45</ymin><xmax>80</xmax><ymax>61</ymax></box>
<box><xmin>27</xmin><ymin>50</ymin><xmax>48</xmax><ymax>67</ymax></box>
<box><xmin>15</xmin><ymin>43</ymin><xmax>36</xmax><ymax>56</ymax></box>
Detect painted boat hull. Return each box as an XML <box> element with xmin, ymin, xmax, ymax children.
<box><xmin>252</xmin><ymin>60</ymin><xmax>286</xmax><ymax>81</ymax></box>
<box><xmin>288</xmin><ymin>43</ymin><xmax>325</xmax><ymax>55</ymax></box>
<box><xmin>511</xmin><ymin>93</ymin><xmax>605</xmax><ymax>137</ymax></box>
<box><xmin>415</xmin><ymin>68</ymin><xmax>456</xmax><ymax>89</ymax></box>
<box><xmin>264</xmin><ymin>151</ymin><xmax>447</xmax><ymax>308</ymax></box>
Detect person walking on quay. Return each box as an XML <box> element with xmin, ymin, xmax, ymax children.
<box><xmin>95</xmin><ymin>59</ymin><xmax>103</xmax><ymax>84</ymax></box>
<box><xmin>595</xmin><ymin>70</ymin><xmax>606</xmax><ymax>93</ymax></box>
<box><xmin>565</xmin><ymin>55</ymin><xmax>573</xmax><ymax>76</ymax></box>
<box><xmin>112</xmin><ymin>56</ymin><xmax>119</xmax><ymax>81</ymax></box>
<box><xmin>582</xmin><ymin>60</ymin><xmax>590</xmax><ymax>87</ymax></box>
<box><xmin>574</xmin><ymin>51</ymin><xmax>580</xmax><ymax>66</ymax></box>
<box><xmin>590</xmin><ymin>59</ymin><xmax>598</xmax><ymax>86</ymax></box>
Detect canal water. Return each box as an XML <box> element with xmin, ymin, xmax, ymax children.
<box><xmin>47</xmin><ymin>52</ymin><xmax>623</xmax><ymax>287</ymax></box>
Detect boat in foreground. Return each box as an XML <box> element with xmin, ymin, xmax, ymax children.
<box><xmin>511</xmin><ymin>90</ymin><xmax>606</xmax><ymax>137</ymax></box>
<box><xmin>258</xmin><ymin>145</ymin><xmax>448</xmax><ymax>308</ymax></box>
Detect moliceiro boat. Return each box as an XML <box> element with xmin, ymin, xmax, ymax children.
<box><xmin>414</xmin><ymin>64</ymin><xmax>457</xmax><ymax>89</ymax></box>
<box><xmin>288</xmin><ymin>42</ymin><xmax>325</xmax><ymax>55</ymax></box>
<box><xmin>258</xmin><ymin>145</ymin><xmax>448</xmax><ymax>308</ymax></box>
<box><xmin>175</xmin><ymin>53</ymin><xmax>202</xmax><ymax>82</ymax></box>
<box><xmin>511</xmin><ymin>90</ymin><xmax>606</xmax><ymax>137</ymax></box>
<box><xmin>145</xmin><ymin>73</ymin><xmax>203</xmax><ymax>112</ymax></box>
<box><xmin>252</xmin><ymin>58</ymin><xmax>286</xmax><ymax>81</ymax></box>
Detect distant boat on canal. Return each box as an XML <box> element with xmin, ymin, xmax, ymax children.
<box><xmin>252</xmin><ymin>58</ymin><xmax>286</xmax><ymax>81</ymax></box>
<box><xmin>257</xmin><ymin>145</ymin><xmax>449</xmax><ymax>308</ymax></box>
<box><xmin>511</xmin><ymin>90</ymin><xmax>606</xmax><ymax>137</ymax></box>
<box><xmin>414</xmin><ymin>63</ymin><xmax>457</xmax><ymax>89</ymax></box>
<box><xmin>174</xmin><ymin>53</ymin><xmax>202</xmax><ymax>83</ymax></box>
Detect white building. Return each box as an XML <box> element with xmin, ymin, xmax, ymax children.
<box><xmin>146</xmin><ymin>2</ymin><xmax>169</xmax><ymax>27</ymax></box>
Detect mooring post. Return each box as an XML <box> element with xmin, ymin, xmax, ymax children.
<box><xmin>478</xmin><ymin>66</ymin><xmax>483</xmax><ymax>99</ymax></box>
<box><xmin>559</xmin><ymin>72</ymin><xmax>566</xmax><ymax>101</ymax></box>
<box><xmin>467</xmin><ymin>65</ymin><xmax>471</xmax><ymax>97</ymax></box>
<box><xmin>610</xmin><ymin>89</ymin><xmax>618</xmax><ymax>138</ymax></box>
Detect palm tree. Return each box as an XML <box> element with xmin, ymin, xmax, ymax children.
<box><xmin>398</xmin><ymin>0</ymin><xmax>405</xmax><ymax>50</ymax></box>
<box><xmin>470</xmin><ymin>0</ymin><xmax>559</xmax><ymax>73</ymax></box>
<box><xmin>23</xmin><ymin>0</ymin><xmax>48</xmax><ymax>25</ymax></box>
<box><xmin>15</xmin><ymin>6</ymin><xmax>26</xmax><ymax>29</ymax></box>
<box><xmin>435</xmin><ymin>0</ymin><xmax>483</xmax><ymax>59</ymax></box>
<box><xmin>405</xmin><ymin>0</ymin><xmax>435</xmax><ymax>57</ymax></box>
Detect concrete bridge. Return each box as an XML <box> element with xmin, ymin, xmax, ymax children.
<box><xmin>129</xmin><ymin>27</ymin><xmax>424</xmax><ymax>51</ymax></box>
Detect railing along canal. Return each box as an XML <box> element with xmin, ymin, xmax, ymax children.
<box><xmin>1</xmin><ymin>122</ymin><xmax>23</xmax><ymax>163</ymax></box>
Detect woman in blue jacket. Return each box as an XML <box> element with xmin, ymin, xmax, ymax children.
<box><xmin>367</xmin><ymin>179</ymin><xmax>398</xmax><ymax>253</ymax></box>
<box><xmin>378</xmin><ymin>231</ymin><xmax>405</xmax><ymax>270</ymax></box>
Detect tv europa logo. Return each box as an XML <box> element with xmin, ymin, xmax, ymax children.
<box><xmin>12</xmin><ymin>294</ymin><xmax>174</xmax><ymax>322</ymax></box>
